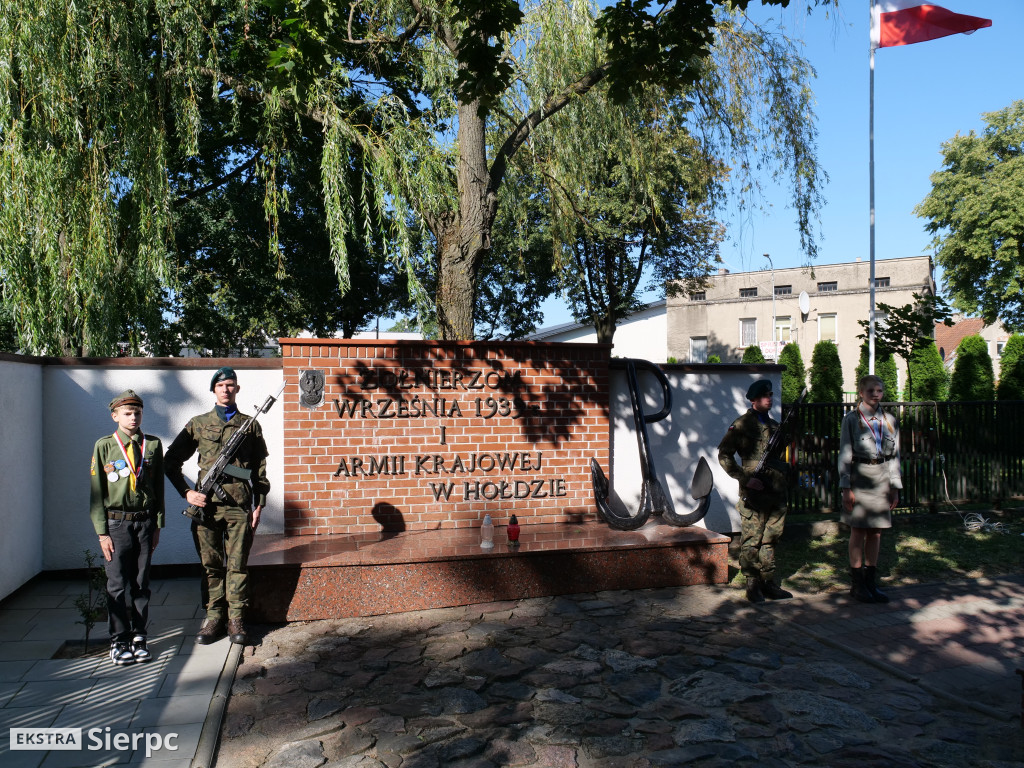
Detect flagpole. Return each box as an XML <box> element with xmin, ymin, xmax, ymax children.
<box><xmin>868</xmin><ymin>0</ymin><xmax>877</xmax><ymax>376</ymax></box>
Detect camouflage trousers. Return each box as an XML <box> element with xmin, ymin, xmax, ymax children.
<box><xmin>737</xmin><ymin>497</ymin><xmax>787</xmax><ymax>581</ymax></box>
<box><xmin>195</xmin><ymin>505</ymin><xmax>253</xmax><ymax>621</ymax></box>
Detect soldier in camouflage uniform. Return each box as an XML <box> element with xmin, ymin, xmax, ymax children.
<box><xmin>165</xmin><ymin>367</ymin><xmax>269</xmax><ymax>645</ymax></box>
<box><xmin>90</xmin><ymin>390</ymin><xmax>164</xmax><ymax>665</ymax></box>
<box><xmin>718</xmin><ymin>379</ymin><xmax>793</xmax><ymax>603</ymax></box>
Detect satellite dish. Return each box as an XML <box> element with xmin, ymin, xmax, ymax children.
<box><xmin>798</xmin><ymin>290</ymin><xmax>810</xmax><ymax>318</ymax></box>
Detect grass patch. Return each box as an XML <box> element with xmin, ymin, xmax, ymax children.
<box><xmin>770</xmin><ymin>511</ymin><xmax>1024</xmax><ymax>594</ymax></box>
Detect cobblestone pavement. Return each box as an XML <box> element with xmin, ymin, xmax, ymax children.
<box><xmin>215</xmin><ymin>580</ymin><xmax>1024</xmax><ymax>768</ymax></box>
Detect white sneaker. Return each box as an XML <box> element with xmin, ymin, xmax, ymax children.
<box><xmin>131</xmin><ymin>635</ymin><xmax>151</xmax><ymax>662</ymax></box>
<box><xmin>109</xmin><ymin>641</ymin><xmax>135</xmax><ymax>666</ymax></box>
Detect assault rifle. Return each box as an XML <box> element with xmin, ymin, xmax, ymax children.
<box><xmin>183</xmin><ymin>382</ymin><xmax>285</xmax><ymax>526</ymax></box>
<box><xmin>742</xmin><ymin>386</ymin><xmax>808</xmax><ymax>510</ymax></box>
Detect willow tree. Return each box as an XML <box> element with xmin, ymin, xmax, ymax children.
<box><xmin>0</xmin><ymin>2</ymin><xmax>211</xmax><ymax>354</ymax></box>
<box><xmin>3</xmin><ymin>0</ymin><xmax>835</xmax><ymax>350</ymax></box>
<box><xmin>530</xmin><ymin>10</ymin><xmax>822</xmax><ymax>342</ymax></box>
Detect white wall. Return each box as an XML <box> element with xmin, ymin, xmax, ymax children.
<box><xmin>609</xmin><ymin>365</ymin><xmax>783</xmax><ymax>533</ymax></box>
<box><xmin>539</xmin><ymin>304</ymin><xmax>669</xmax><ymax>362</ymax></box>
<box><xmin>41</xmin><ymin>366</ymin><xmax>284</xmax><ymax>572</ymax></box>
<box><xmin>0</xmin><ymin>359</ymin><xmax>45</xmax><ymax>599</ymax></box>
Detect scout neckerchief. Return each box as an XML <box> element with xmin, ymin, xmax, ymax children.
<box><xmin>857</xmin><ymin>403</ymin><xmax>892</xmax><ymax>459</ymax></box>
<box><xmin>114</xmin><ymin>430</ymin><xmax>145</xmax><ymax>491</ymax></box>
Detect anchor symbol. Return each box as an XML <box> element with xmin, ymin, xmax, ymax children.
<box><xmin>591</xmin><ymin>359</ymin><xmax>714</xmax><ymax>530</ymax></box>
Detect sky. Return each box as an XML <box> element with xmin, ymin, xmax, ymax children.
<box><xmin>537</xmin><ymin>0</ymin><xmax>1021</xmax><ymax>329</ymax></box>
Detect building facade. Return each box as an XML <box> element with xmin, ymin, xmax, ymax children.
<box><xmin>666</xmin><ymin>256</ymin><xmax>935</xmax><ymax>393</ymax></box>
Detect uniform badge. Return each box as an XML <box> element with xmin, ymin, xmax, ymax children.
<box><xmin>103</xmin><ymin>462</ymin><xmax>118</xmax><ymax>482</ymax></box>
<box><xmin>114</xmin><ymin>459</ymin><xmax>130</xmax><ymax>478</ymax></box>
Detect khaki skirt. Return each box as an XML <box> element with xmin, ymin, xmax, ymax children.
<box><xmin>841</xmin><ymin>460</ymin><xmax>893</xmax><ymax>529</ymax></box>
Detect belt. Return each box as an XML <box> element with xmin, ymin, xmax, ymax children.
<box><xmin>852</xmin><ymin>456</ymin><xmax>888</xmax><ymax>465</ymax></box>
<box><xmin>107</xmin><ymin>510</ymin><xmax>152</xmax><ymax>521</ymax></box>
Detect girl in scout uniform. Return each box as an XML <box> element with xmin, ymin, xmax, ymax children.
<box><xmin>89</xmin><ymin>390</ymin><xmax>165</xmax><ymax>665</ymax></box>
<box><xmin>838</xmin><ymin>374</ymin><xmax>901</xmax><ymax>603</ymax></box>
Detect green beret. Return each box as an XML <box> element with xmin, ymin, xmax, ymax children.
<box><xmin>109</xmin><ymin>389</ymin><xmax>143</xmax><ymax>411</ymax></box>
<box><xmin>745</xmin><ymin>379</ymin><xmax>773</xmax><ymax>401</ymax></box>
<box><xmin>210</xmin><ymin>366</ymin><xmax>238</xmax><ymax>391</ymax></box>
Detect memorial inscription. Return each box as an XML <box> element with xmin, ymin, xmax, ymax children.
<box><xmin>280</xmin><ymin>339</ymin><xmax>609</xmax><ymax>535</ymax></box>
<box><xmin>330</xmin><ymin>367</ymin><xmax>567</xmax><ymax>503</ymax></box>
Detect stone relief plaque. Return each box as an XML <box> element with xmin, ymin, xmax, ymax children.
<box><xmin>299</xmin><ymin>369</ymin><xmax>325</xmax><ymax>409</ymax></box>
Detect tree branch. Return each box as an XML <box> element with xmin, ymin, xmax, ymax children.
<box><xmin>174</xmin><ymin>151</ymin><xmax>262</xmax><ymax>206</ymax></box>
<box><xmin>489</xmin><ymin>63</ymin><xmax>612</xmax><ymax>194</ymax></box>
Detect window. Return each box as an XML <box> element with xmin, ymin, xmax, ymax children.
<box><xmin>874</xmin><ymin>277</ymin><xmax>890</xmax><ymax>288</ymax></box>
<box><xmin>739</xmin><ymin>287</ymin><xmax>758</xmax><ymax>298</ymax></box>
<box><xmin>997</xmin><ymin>341</ymin><xmax>1006</xmax><ymax>357</ymax></box>
<box><xmin>819</xmin><ymin>313</ymin><xmax>837</xmax><ymax>342</ymax></box>
<box><xmin>690</xmin><ymin>337</ymin><xmax>708</xmax><ymax>363</ymax></box>
<box><xmin>740</xmin><ymin>319</ymin><xmax>757</xmax><ymax>347</ymax></box>
<box><xmin>875</xmin><ymin>311</ymin><xmax>888</xmax><ymax>330</ymax></box>
<box><xmin>690</xmin><ymin>291</ymin><xmax>706</xmax><ymax>301</ymax></box>
<box><xmin>817</xmin><ymin>281</ymin><xmax>837</xmax><ymax>293</ymax></box>
<box><xmin>775</xmin><ymin>316</ymin><xmax>793</xmax><ymax>343</ymax></box>
<box><xmin>774</xmin><ymin>285</ymin><xmax>792</xmax><ymax>296</ymax></box>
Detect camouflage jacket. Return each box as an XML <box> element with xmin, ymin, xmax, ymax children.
<box><xmin>164</xmin><ymin>407</ymin><xmax>270</xmax><ymax>510</ymax></box>
<box><xmin>717</xmin><ymin>409</ymin><xmax>788</xmax><ymax>496</ymax></box>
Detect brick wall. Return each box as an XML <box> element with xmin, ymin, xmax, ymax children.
<box><xmin>281</xmin><ymin>339</ymin><xmax>611</xmax><ymax>535</ymax></box>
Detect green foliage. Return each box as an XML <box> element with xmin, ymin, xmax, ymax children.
<box><xmin>808</xmin><ymin>341</ymin><xmax>842</xmax><ymax>403</ymax></box>
<box><xmin>996</xmin><ymin>334</ymin><xmax>1024</xmax><ymax>400</ymax></box>
<box><xmin>903</xmin><ymin>341</ymin><xmax>949</xmax><ymax>402</ymax></box>
<box><xmin>778</xmin><ymin>342</ymin><xmax>806</xmax><ymax>403</ymax></box>
<box><xmin>917</xmin><ymin>100</ymin><xmax>1024</xmax><ymax>331</ymax></box>
<box><xmin>742</xmin><ymin>344</ymin><xmax>766</xmax><ymax>363</ymax></box>
<box><xmin>706</xmin><ymin>354</ymin><xmax>722</xmax><ymax>364</ymax></box>
<box><xmin>949</xmin><ymin>335</ymin><xmax>995</xmax><ymax>401</ymax></box>
<box><xmin>854</xmin><ymin>340</ymin><xmax>899</xmax><ymax>400</ymax></box>
<box><xmin>73</xmin><ymin>550</ymin><xmax>107</xmax><ymax>652</ymax></box>
<box><xmin>858</xmin><ymin>292</ymin><xmax>953</xmax><ymax>403</ymax></box>
<box><xmin>0</xmin><ymin>1</ymin><xmax>211</xmax><ymax>353</ymax></box>
<box><xmin>2</xmin><ymin>0</ymin><xmax>833</xmax><ymax>347</ymax></box>
<box><xmin>667</xmin><ymin>356</ymin><xmax>679</xmax><ymax>364</ymax></box>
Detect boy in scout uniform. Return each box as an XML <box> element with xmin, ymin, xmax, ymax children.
<box><xmin>90</xmin><ymin>390</ymin><xmax>164</xmax><ymax>665</ymax></box>
<box><xmin>718</xmin><ymin>379</ymin><xmax>793</xmax><ymax>603</ymax></box>
<box><xmin>165</xmin><ymin>367</ymin><xmax>269</xmax><ymax>646</ymax></box>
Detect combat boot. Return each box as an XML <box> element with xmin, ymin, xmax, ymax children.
<box><xmin>863</xmin><ymin>566</ymin><xmax>890</xmax><ymax>604</ymax></box>
<box><xmin>227</xmin><ymin>618</ymin><xmax>248</xmax><ymax>645</ymax></box>
<box><xmin>759</xmin><ymin>579</ymin><xmax>793</xmax><ymax>600</ymax></box>
<box><xmin>849</xmin><ymin>567</ymin><xmax>875</xmax><ymax>603</ymax></box>
<box><xmin>196</xmin><ymin>618</ymin><xmax>225</xmax><ymax>644</ymax></box>
<box><xmin>745</xmin><ymin>577</ymin><xmax>765</xmax><ymax>603</ymax></box>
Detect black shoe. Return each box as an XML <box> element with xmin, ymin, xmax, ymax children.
<box><xmin>745</xmin><ymin>577</ymin><xmax>765</xmax><ymax>603</ymax></box>
<box><xmin>227</xmin><ymin>618</ymin><xmax>248</xmax><ymax>645</ymax></box>
<box><xmin>196</xmin><ymin>619</ymin><xmax>225</xmax><ymax>644</ymax></box>
<box><xmin>863</xmin><ymin>566</ymin><xmax>890</xmax><ymax>604</ymax></box>
<box><xmin>760</xmin><ymin>579</ymin><xmax>793</xmax><ymax>600</ymax></box>
<box><xmin>109</xmin><ymin>640</ymin><xmax>135</xmax><ymax>666</ymax></box>
<box><xmin>849</xmin><ymin>567</ymin><xmax>875</xmax><ymax>603</ymax></box>
<box><xmin>131</xmin><ymin>635</ymin><xmax>151</xmax><ymax>662</ymax></box>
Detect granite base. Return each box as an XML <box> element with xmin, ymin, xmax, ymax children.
<box><xmin>247</xmin><ymin>521</ymin><xmax>730</xmax><ymax>621</ymax></box>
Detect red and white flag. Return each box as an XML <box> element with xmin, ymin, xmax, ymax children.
<box><xmin>871</xmin><ymin>2</ymin><xmax>992</xmax><ymax>49</ymax></box>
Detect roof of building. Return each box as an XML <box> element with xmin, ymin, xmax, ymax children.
<box><xmin>934</xmin><ymin>317</ymin><xmax>985</xmax><ymax>361</ymax></box>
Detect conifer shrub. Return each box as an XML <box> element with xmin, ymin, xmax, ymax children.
<box><xmin>854</xmin><ymin>340</ymin><xmax>899</xmax><ymax>400</ymax></box>
<box><xmin>809</xmin><ymin>341</ymin><xmax>843</xmax><ymax>403</ymax></box>
<box><xmin>741</xmin><ymin>345</ymin><xmax>765</xmax><ymax>364</ymax></box>
<box><xmin>948</xmin><ymin>334</ymin><xmax>994</xmax><ymax>401</ymax></box>
<box><xmin>778</xmin><ymin>342</ymin><xmax>806</xmax><ymax>403</ymax></box>
<box><xmin>903</xmin><ymin>341</ymin><xmax>949</xmax><ymax>401</ymax></box>
<box><xmin>996</xmin><ymin>334</ymin><xmax>1024</xmax><ymax>400</ymax></box>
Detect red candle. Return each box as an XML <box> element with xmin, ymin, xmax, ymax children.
<box><xmin>507</xmin><ymin>514</ymin><xmax>520</xmax><ymax>543</ymax></box>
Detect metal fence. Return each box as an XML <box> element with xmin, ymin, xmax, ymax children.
<box><xmin>784</xmin><ymin>401</ymin><xmax>1024</xmax><ymax>513</ymax></box>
